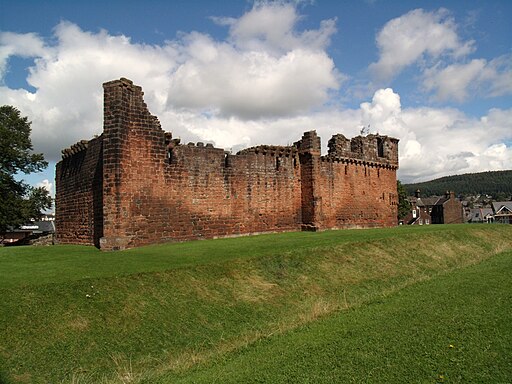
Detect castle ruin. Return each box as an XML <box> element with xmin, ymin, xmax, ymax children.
<box><xmin>56</xmin><ymin>78</ymin><xmax>399</xmax><ymax>250</ymax></box>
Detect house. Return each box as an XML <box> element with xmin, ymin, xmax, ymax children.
<box><xmin>430</xmin><ymin>191</ymin><xmax>464</xmax><ymax>224</ymax></box>
<box><xmin>402</xmin><ymin>190</ymin><xmax>434</xmax><ymax>225</ymax></box>
<box><xmin>467</xmin><ymin>208</ymin><xmax>494</xmax><ymax>223</ymax></box>
<box><xmin>492</xmin><ymin>201</ymin><xmax>512</xmax><ymax>224</ymax></box>
<box><xmin>404</xmin><ymin>190</ymin><xmax>464</xmax><ymax>225</ymax></box>
<box><xmin>1</xmin><ymin>215</ymin><xmax>55</xmax><ymax>245</ymax></box>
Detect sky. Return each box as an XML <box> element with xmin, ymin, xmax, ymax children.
<box><xmin>1</xmin><ymin>0</ymin><xmax>511</xmax><ymax>198</ymax></box>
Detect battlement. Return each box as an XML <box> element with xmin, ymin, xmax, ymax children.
<box><xmin>237</xmin><ymin>145</ymin><xmax>298</xmax><ymax>157</ymax></box>
<box><xmin>327</xmin><ymin>133</ymin><xmax>398</xmax><ymax>168</ymax></box>
<box><xmin>294</xmin><ymin>131</ymin><xmax>321</xmax><ymax>154</ymax></box>
<box><xmin>185</xmin><ymin>142</ymin><xmax>216</xmax><ymax>148</ymax></box>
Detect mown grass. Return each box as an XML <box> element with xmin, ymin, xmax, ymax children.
<box><xmin>161</xmin><ymin>249</ymin><xmax>512</xmax><ymax>383</ymax></box>
<box><xmin>0</xmin><ymin>225</ymin><xmax>448</xmax><ymax>288</ymax></box>
<box><xmin>0</xmin><ymin>224</ymin><xmax>510</xmax><ymax>383</ymax></box>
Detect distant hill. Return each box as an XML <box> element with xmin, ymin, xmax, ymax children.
<box><xmin>403</xmin><ymin>170</ymin><xmax>512</xmax><ymax>197</ymax></box>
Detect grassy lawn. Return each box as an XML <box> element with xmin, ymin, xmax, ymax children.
<box><xmin>160</xmin><ymin>249</ymin><xmax>512</xmax><ymax>383</ymax></box>
<box><xmin>0</xmin><ymin>224</ymin><xmax>510</xmax><ymax>383</ymax></box>
<box><xmin>1</xmin><ymin>224</ymin><xmax>450</xmax><ymax>288</ymax></box>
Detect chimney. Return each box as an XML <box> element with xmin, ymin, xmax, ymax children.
<box><xmin>445</xmin><ymin>190</ymin><xmax>456</xmax><ymax>199</ymax></box>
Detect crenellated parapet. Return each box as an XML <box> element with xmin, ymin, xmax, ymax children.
<box><xmin>237</xmin><ymin>145</ymin><xmax>298</xmax><ymax>157</ymax></box>
<box><xmin>326</xmin><ymin>133</ymin><xmax>398</xmax><ymax>169</ymax></box>
<box><xmin>294</xmin><ymin>131</ymin><xmax>321</xmax><ymax>155</ymax></box>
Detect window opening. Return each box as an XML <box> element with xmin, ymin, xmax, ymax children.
<box><xmin>377</xmin><ymin>138</ymin><xmax>384</xmax><ymax>157</ymax></box>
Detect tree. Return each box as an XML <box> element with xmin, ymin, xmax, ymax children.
<box><xmin>397</xmin><ymin>180</ymin><xmax>411</xmax><ymax>220</ymax></box>
<box><xmin>0</xmin><ymin>105</ymin><xmax>52</xmax><ymax>242</ymax></box>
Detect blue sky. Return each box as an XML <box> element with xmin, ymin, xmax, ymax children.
<box><xmin>1</xmin><ymin>0</ymin><xmax>511</xmax><ymax>199</ymax></box>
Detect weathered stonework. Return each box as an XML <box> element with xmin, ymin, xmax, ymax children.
<box><xmin>55</xmin><ymin>78</ymin><xmax>399</xmax><ymax>250</ymax></box>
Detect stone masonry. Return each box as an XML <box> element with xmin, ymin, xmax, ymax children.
<box><xmin>56</xmin><ymin>78</ymin><xmax>399</xmax><ymax>250</ymax></box>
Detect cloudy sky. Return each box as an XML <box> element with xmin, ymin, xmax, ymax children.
<box><xmin>1</xmin><ymin>0</ymin><xmax>511</xmax><ymax>196</ymax></box>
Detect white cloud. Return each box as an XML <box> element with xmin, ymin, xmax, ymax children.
<box><xmin>0</xmin><ymin>31</ymin><xmax>51</xmax><ymax>78</ymax></box>
<box><xmin>160</xmin><ymin>106</ymin><xmax>362</xmax><ymax>153</ymax></box>
<box><xmin>168</xmin><ymin>2</ymin><xmax>339</xmax><ymax>118</ymax></box>
<box><xmin>36</xmin><ymin>179</ymin><xmax>53</xmax><ymax>194</ymax></box>
<box><xmin>360</xmin><ymin>88</ymin><xmax>404</xmax><ymax>134</ymax></box>
<box><xmin>167</xmin><ymin>47</ymin><xmax>339</xmax><ymax>119</ymax></box>
<box><xmin>399</xmin><ymin>106</ymin><xmax>512</xmax><ymax>181</ymax></box>
<box><xmin>422</xmin><ymin>59</ymin><xmax>486</xmax><ymax>102</ymax></box>
<box><xmin>0</xmin><ymin>3</ymin><xmax>510</xmax><ymax>186</ymax></box>
<box><xmin>423</xmin><ymin>55</ymin><xmax>512</xmax><ymax>102</ymax></box>
<box><xmin>369</xmin><ymin>8</ymin><xmax>512</xmax><ymax>103</ymax></box>
<box><xmin>0</xmin><ymin>3</ymin><xmax>340</xmax><ymax>160</ymax></box>
<box><xmin>223</xmin><ymin>1</ymin><xmax>337</xmax><ymax>54</ymax></box>
<box><xmin>369</xmin><ymin>8</ymin><xmax>474</xmax><ymax>82</ymax></box>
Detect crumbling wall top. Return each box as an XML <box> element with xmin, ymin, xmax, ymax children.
<box><xmin>237</xmin><ymin>145</ymin><xmax>298</xmax><ymax>156</ymax></box>
<box><xmin>326</xmin><ymin>133</ymin><xmax>398</xmax><ymax>167</ymax></box>
<box><xmin>103</xmin><ymin>77</ymin><xmax>142</xmax><ymax>93</ymax></box>
<box><xmin>61</xmin><ymin>139</ymin><xmax>90</xmax><ymax>159</ymax></box>
<box><xmin>294</xmin><ymin>130</ymin><xmax>321</xmax><ymax>154</ymax></box>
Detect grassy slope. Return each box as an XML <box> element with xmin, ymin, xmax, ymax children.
<box><xmin>164</xmin><ymin>250</ymin><xmax>512</xmax><ymax>384</ymax></box>
<box><xmin>0</xmin><ymin>225</ymin><xmax>439</xmax><ymax>289</ymax></box>
<box><xmin>0</xmin><ymin>225</ymin><xmax>510</xmax><ymax>383</ymax></box>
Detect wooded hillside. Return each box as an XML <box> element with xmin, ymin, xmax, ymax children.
<box><xmin>403</xmin><ymin>170</ymin><xmax>512</xmax><ymax>198</ymax></box>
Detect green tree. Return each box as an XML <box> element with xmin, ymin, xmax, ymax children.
<box><xmin>397</xmin><ymin>180</ymin><xmax>411</xmax><ymax>220</ymax></box>
<box><xmin>0</xmin><ymin>105</ymin><xmax>52</xmax><ymax>242</ymax></box>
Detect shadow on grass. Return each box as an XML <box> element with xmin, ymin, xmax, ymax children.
<box><xmin>0</xmin><ymin>371</ymin><xmax>12</xmax><ymax>384</ymax></box>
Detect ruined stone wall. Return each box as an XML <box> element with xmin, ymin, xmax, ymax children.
<box><xmin>55</xmin><ymin>136</ymin><xmax>103</xmax><ymax>246</ymax></box>
<box><xmin>316</xmin><ymin>134</ymin><xmax>399</xmax><ymax>228</ymax></box>
<box><xmin>55</xmin><ymin>78</ymin><xmax>399</xmax><ymax>250</ymax></box>
<box><xmin>317</xmin><ymin>160</ymin><xmax>397</xmax><ymax>228</ymax></box>
<box><xmin>295</xmin><ymin>131</ymin><xmax>322</xmax><ymax>229</ymax></box>
<box><xmin>99</xmin><ymin>79</ymin><xmax>169</xmax><ymax>250</ymax></box>
<box><xmin>292</xmin><ymin>132</ymin><xmax>398</xmax><ymax>230</ymax></box>
<box><xmin>99</xmin><ymin>78</ymin><xmax>302</xmax><ymax>250</ymax></box>
<box><xmin>162</xmin><ymin>144</ymin><xmax>302</xmax><ymax>244</ymax></box>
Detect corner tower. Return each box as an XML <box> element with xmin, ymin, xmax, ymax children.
<box><xmin>100</xmin><ymin>78</ymin><xmax>166</xmax><ymax>250</ymax></box>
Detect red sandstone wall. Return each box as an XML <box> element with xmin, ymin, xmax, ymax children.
<box><xmin>56</xmin><ymin>78</ymin><xmax>399</xmax><ymax>250</ymax></box>
<box><xmin>100</xmin><ymin>79</ymin><xmax>169</xmax><ymax>250</ymax></box>
<box><xmin>55</xmin><ymin>136</ymin><xmax>103</xmax><ymax>246</ymax></box>
<box><xmin>110</xmin><ymin>138</ymin><xmax>303</xmax><ymax>248</ymax></box>
<box><xmin>161</xmin><ymin>145</ymin><xmax>302</xmax><ymax>242</ymax></box>
<box><xmin>317</xmin><ymin>160</ymin><xmax>398</xmax><ymax>228</ymax></box>
<box><xmin>100</xmin><ymin>79</ymin><xmax>302</xmax><ymax>250</ymax></box>
<box><xmin>318</xmin><ymin>133</ymin><xmax>399</xmax><ymax>228</ymax></box>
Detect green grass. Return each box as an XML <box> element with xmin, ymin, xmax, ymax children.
<box><xmin>0</xmin><ymin>224</ymin><xmax>510</xmax><ymax>383</ymax></box>
<box><xmin>0</xmin><ymin>224</ymin><xmax>450</xmax><ymax>288</ymax></box>
<box><xmin>161</xmin><ymin>249</ymin><xmax>512</xmax><ymax>383</ymax></box>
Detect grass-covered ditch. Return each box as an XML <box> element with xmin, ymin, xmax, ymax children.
<box><xmin>0</xmin><ymin>224</ymin><xmax>511</xmax><ymax>383</ymax></box>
